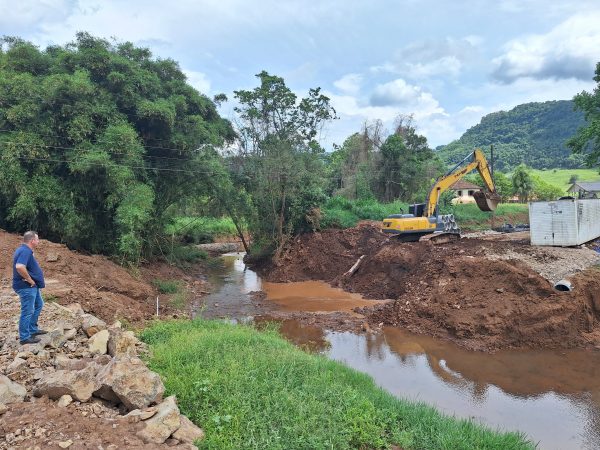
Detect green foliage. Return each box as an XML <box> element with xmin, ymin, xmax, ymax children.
<box><xmin>568</xmin><ymin>62</ymin><xmax>600</xmax><ymax>167</ymax></box>
<box><xmin>231</xmin><ymin>71</ymin><xmax>336</xmax><ymax>256</ymax></box>
<box><xmin>140</xmin><ymin>319</ymin><xmax>534</xmax><ymax>450</ymax></box>
<box><xmin>165</xmin><ymin>217</ymin><xmax>239</xmax><ymax>244</ymax></box>
<box><xmin>0</xmin><ymin>34</ymin><xmax>235</xmax><ymax>262</ymax></box>
<box><xmin>439</xmin><ymin>203</ymin><xmax>529</xmax><ymax>230</ymax></box>
<box><xmin>511</xmin><ymin>164</ymin><xmax>534</xmax><ymax>202</ymax></box>
<box><xmin>167</xmin><ymin>245</ymin><xmax>208</xmax><ymax>269</ymax></box>
<box><xmin>152</xmin><ymin>279</ymin><xmax>180</xmax><ymax>294</ymax></box>
<box><xmin>531</xmin><ymin>175</ymin><xmax>565</xmax><ymax>201</ymax></box>
<box><xmin>321</xmin><ymin>196</ymin><xmax>408</xmax><ymax>229</ymax></box>
<box><xmin>437</xmin><ymin>101</ymin><xmax>587</xmax><ymax>171</ymax></box>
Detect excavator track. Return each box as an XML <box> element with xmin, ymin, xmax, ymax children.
<box><xmin>419</xmin><ymin>232</ymin><xmax>461</xmax><ymax>245</ymax></box>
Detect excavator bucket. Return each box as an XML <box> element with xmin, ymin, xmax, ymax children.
<box><xmin>473</xmin><ymin>191</ymin><xmax>501</xmax><ymax>212</ymax></box>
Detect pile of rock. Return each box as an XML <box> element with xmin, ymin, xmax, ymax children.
<box><xmin>0</xmin><ymin>301</ymin><xmax>204</xmax><ymax>448</ymax></box>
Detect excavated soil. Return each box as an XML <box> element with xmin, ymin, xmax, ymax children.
<box><xmin>261</xmin><ymin>222</ymin><xmax>600</xmax><ymax>352</ymax></box>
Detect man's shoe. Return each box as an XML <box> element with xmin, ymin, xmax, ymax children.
<box><xmin>19</xmin><ymin>337</ymin><xmax>41</xmax><ymax>345</ymax></box>
<box><xmin>31</xmin><ymin>330</ymin><xmax>48</xmax><ymax>336</ymax></box>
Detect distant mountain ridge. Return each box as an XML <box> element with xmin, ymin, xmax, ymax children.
<box><xmin>436</xmin><ymin>100</ymin><xmax>586</xmax><ymax>171</ymax></box>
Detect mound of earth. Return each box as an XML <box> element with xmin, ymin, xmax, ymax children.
<box><xmin>0</xmin><ymin>230</ymin><xmax>176</xmax><ymax>324</ymax></box>
<box><xmin>261</xmin><ymin>223</ymin><xmax>600</xmax><ymax>351</ymax></box>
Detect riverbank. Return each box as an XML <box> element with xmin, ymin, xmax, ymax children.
<box><xmin>140</xmin><ymin>318</ymin><xmax>534</xmax><ymax>449</ymax></box>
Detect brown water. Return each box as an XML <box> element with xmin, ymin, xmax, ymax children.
<box><xmin>198</xmin><ymin>252</ymin><xmax>600</xmax><ymax>450</ymax></box>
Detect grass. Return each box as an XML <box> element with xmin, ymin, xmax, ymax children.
<box><xmin>442</xmin><ymin>203</ymin><xmax>530</xmax><ymax>230</ymax></box>
<box><xmin>321</xmin><ymin>197</ymin><xmax>409</xmax><ymax>228</ymax></box>
<box><xmin>140</xmin><ymin>319</ymin><xmax>534</xmax><ymax>450</ymax></box>
<box><xmin>322</xmin><ymin>196</ymin><xmax>529</xmax><ymax>231</ymax></box>
<box><xmin>529</xmin><ymin>168</ymin><xmax>600</xmax><ymax>191</ymax></box>
<box><xmin>152</xmin><ymin>279</ymin><xmax>180</xmax><ymax>294</ymax></box>
<box><xmin>166</xmin><ymin>216</ymin><xmax>239</xmax><ymax>244</ymax></box>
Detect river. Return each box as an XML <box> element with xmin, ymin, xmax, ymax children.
<box><xmin>194</xmin><ymin>252</ymin><xmax>600</xmax><ymax>450</ymax></box>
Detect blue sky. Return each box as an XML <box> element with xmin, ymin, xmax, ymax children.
<box><xmin>1</xmin><ymin>0</ymin><xmax>598</xmax><ymax>148</ymax></box>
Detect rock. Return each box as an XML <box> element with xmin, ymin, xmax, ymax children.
<box><xmin>136</xmin><ymin>396</ymin><xmax>181</xmax><ymax>444</ymax></box>
<box><xmin>33</xmin><ymin>366</ymin><xmax>99</xmax><ymax>402</ymax></box>
<box><xmin>16</xmin><ymin>351</ymin><xmax>34</xmax><ymax>359</ymax></box>
<box><xmin>58</xmin><ymin>440</ymin><xmax>73</xmax><ymax>448</ymax></box>
<box><xmin>110</xmin><ymin>321</ymin><xmax>122</xmax><ymax>329</ymax></box>
<box><xmin>88</xmin><ymin>329</ymin><xmax>109</xmax><ymax>354</ymax></box>
<box><xmin>38</xmin><ymin>328</ymin><xmax>68</xmax><ymax>349</ymax></box>
<box><xmin>172</xmin><ymin>415</ymin><xmax>205</xmax><ymax>444</ymax></box>
<box><xmin>46</xmin><ymin>252</ymin><xmax>60</xmax><ymax>262</ymax></box>
<box><xmin>124</xmin><ymin>407</ymin><xmax>158</xmax><ymax>423</ymax></box>
<box><xmin>7</xmin><ymin>357</ymin><xmax>27</xmax><ymax>374</ymax></box>
<box><xmin>81</xmin><ymin>314</ymin><xmax>107</xmax><ymax>337</ymax></box>
<box><xmin>0</xmin><ymin>374</ymin><xmax>27</xmax><ymax>404</ymax></box>
<box><xmin>107</xmin><ymin>329</ymin><xmax>138</xmax><ymax>357</ymax></box>
<box><xmin>57</xmin><ymin>393</ymin><xmax>73</xmax><ymax>407</ymax></box>
<box><xmin>63</xmin><ymin>328</ymin><xmax>77</xmax><ymax>340</ymax></box>
<box><xmin>65</xmin><ymin>303</ymin><xmax>85</xmax><ymax>315</ymax></box>
<box><xmin>0</xmin><ymin>403</ymin><xmax>8</xmax><ymax>415</ymax></box>
<box><xmin>95</xmin><ymin>356</ymin><xmax>164</xmax><ymax>410</ymax></box>
<box><xmin>54</xmin><ymin>354</ymin><xmax>72</xmax><ymax>370</ymax></box>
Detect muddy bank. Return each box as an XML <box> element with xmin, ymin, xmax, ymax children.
<box><xmin>259</xmin><ymin>223</ymin><xmax>600</xmax><ymax>351</ymax></box>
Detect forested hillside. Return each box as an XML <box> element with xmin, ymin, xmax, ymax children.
<box><xmin>436</xmin><ymin>101</ymin><xmax>586</xmax><ymax>171</ymax></box>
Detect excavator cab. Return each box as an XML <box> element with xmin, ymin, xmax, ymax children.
<box><xmin>382</xmin><ymin>148</ymin><xmax>500</xmax><ymax>241</ymax></box>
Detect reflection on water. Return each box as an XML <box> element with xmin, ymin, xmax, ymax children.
<box><xmin>321</xmin><ymin>328</ymin><xmax>600</xmax><ymax>450</ymax></box>
<box><xmin>200</xmin><ymin>252</ymin><xmax>600</xmax><ymax>450</ymax></box>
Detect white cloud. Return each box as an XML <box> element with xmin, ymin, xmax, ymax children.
<box><xmin>370</xmin><ymin>79</ymin><xmax>444</xmax><ymax>118</ymax></box>
<box><xmin>183</xmin><ymin>70</ymin><xmax>211</xmax><ymax>94</ymax></box>
<box><xmin>492</xmin><ymin>12</ymin><xmax>600</xmax><ymax>82</ymax></box>
<box><xmin>333</xmin><ymin>73</ymin><xmax>362</xmax><ymax>95</ymax></box>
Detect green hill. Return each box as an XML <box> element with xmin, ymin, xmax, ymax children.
<box><xmin>436</xmin><ymin>100</ymin><xmax>586</xmax><ymax>171</ymax></box>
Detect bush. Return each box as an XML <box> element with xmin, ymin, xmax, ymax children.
<box><xmin>152</xmin><ymin>279</ymin><xmax>180</xmax><ymax>294</ymax></box>
<box><xmin>165</xmin><ymin>217</ymin><xmax>238</xmax><ymax>244</ymax></box>
<box><xmin>321</xmin><ymin>197</ymin><xmax>408</xmax><ymax>229</ymax></box>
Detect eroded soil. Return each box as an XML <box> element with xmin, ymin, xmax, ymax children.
<box><xmin>260</xmin><ymin>222</ymin><xmax>600</xmax><ymax>351</ymax></box>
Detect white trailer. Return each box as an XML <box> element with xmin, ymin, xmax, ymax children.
<box><xmin>529</xmin><ymin>198</ymin><xmax>600</xmax><ymax>246</ymax></box>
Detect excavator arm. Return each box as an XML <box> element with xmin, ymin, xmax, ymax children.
<box><xmin>425</xmin><ymin>148</ymin><xmax>499</xmax><ymax>217</ymax></box>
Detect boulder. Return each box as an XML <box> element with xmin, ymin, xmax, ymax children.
<box><xmin>107</xmin><ymin>329</ymin><xmax>138</xmax><ymax>357</ymax></box>
<box><xmin>172</xmin><ymin>415</ymin><xmax>205</xmax><ymax>444</ymax></box>
<box><xmin>65</xmin><ymin>303</ymin><xmax>85</xmax><ymax>315</ymax></box>
<box><xmin>124</xmin><ymin>407</ymin><xmax>158</xmax><ymax>423</ymax></box>
<box><xmin>81</xmin><ymin>314</ymin><xmax>107</xmax><ymax>337</ymax></box>
<box><xmin>33</xmin><ymin>366</ymin><xmax>99</xmax><ymax>402</ymax></box>
<box><xmin>88</xmin><ymin>330</ymin><xmax>109</xmax><ymax>354</ymax></box>
<box><xmin>38</xmin><ymin>328</ymin><xmax>68</xmax><ymax>349</ymax></box>
<box><xmin>0</xmin><ymin>374</ymin><xmax>27</xmax><ymax>404</ymax></box>
<box><xmin>136</xmin><ymin>396</ymin><xmax>181</xmax><ymax>444</ymax></box>
<box><xmin>0</xmin><ymin>403</ymin><xmax>7</xmax><ymax>415</ymax></box>
<box><xmin>95</xmin><ymin>356</ymin><xmax>164</xmax><ymax>410</ymax></box>
<box><xmin>7</xmin><ymin>357</ymin><xmax>27</xmax><ymax>374</ymax></box>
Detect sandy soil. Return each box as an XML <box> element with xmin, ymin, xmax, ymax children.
<box><xmin>260</xmin><ymin>222</ymin><xmax>600</xmax><ymax>352</ymax></box>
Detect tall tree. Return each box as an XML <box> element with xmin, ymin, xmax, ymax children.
<box><xmin>568</xmin><ymin>62</ymin><xmax>600</xmax><ymax>167</ymax></box>
<box><xmin>232</xmin><ymin>71</ymin><xmax>336</xmax><ymax>259</ymax></box>
<box><xmin>0</xmin><ymin>34</ymin><xmax>235</xmax><ymax>262</ymax></box>
<box><xmin>511</xmin><ymin>164</ymin><xmax>533</xmax><ymax>203</ymax></box>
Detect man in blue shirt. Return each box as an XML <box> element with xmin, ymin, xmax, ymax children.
<box><xmin>13</xmin><ymin>231</ymin><xmax>48</xmax><ymax>345</ymax></box>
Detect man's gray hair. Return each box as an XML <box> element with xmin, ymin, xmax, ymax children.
<box><xmin>23</xmin><ymin>231</ymin><xmax>38</xmax><ymax>243</ymax></box>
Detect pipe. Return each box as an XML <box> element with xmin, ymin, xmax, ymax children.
<box><xmin>554</xmin><ymin>280</ymin><xmax>572</xmax><ymax>292</ymax></box>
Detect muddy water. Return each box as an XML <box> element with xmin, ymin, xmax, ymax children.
<box><xmin>199</xmin><ymin>253</ymin><xmax>600</xmax><ymax>450</ymax></box>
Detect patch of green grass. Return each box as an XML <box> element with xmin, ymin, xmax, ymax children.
<box><xmin>529</xmin><ymin>168</ymin><xmax>600</xmax><ymax>191</ymax></box>
<box><xmin>166</xmin><ymin>217</ymin><xmax>239</xmax><ymax>244</ymax></box>
<box><xmin>166</xmin><ymin>245</ymin><xmax>208</xmax><ymax>269</ymax></box>
<box><xmin>140</xmin><ymin>319</ymin><xmax>534</xmax><ymax>450</ymax></box>
<box><xmin>322</xmin><ymin>197</ymin><xmax>408</xmax><ymax>229</ymax></box>
<box><xmin>152</xmin><ymin>279</ymin><xmax>180</xmax><ymax>294</ymax></box>
<box><xmin>444</xmin><ymin>203</ymin><xmax>529</xmax><ymax>224</ymax></box>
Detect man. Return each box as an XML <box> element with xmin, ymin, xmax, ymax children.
<box><xmin>13</xmin><ymin>231</ymin><xmax>48</xmax><ymax>345</ymax></box>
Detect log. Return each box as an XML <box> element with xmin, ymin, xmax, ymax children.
<box><xmin>343</xmin><ymin>255</ymin><xmax>365</xmax><ymax>278</ymax></box>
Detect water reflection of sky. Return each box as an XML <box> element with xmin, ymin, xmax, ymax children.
<box><xmin>323</xmin><ymin>331</ymin><xmax>600</xmax><ymax>450</ymax></box>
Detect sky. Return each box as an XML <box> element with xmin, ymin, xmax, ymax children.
<box><xmin>1</xmin><ymin>0</ymin><xmax>598</xmax><ymax>149</ymax></box>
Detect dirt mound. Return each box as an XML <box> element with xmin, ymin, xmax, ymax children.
<box><xmin>265</xmin><ymin>221</ymin><xmax>386</xmax><ymax>282</ymax></box>
<box><xmin>263</xmin><ymin>224</ymin><xmax>600</xmax><ymax>351</ymax></box>
<box><xmin>0</xmin><ymin>231</ymin><xmax>158</xmax><ymax>323</ymax></box>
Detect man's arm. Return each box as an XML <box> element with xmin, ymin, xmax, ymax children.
<box><xmin>15</xmin><ymin>264</ymin><xmax>35</xmax><ymax>287</ymax></box>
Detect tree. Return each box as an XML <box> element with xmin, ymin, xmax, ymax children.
<box><xmin>568</xmin><ymin>62</ymin><xmax>600</xmax><ymax>167</ymax></box>
<box><xmin>0</xmin><ymin>34</ymin><xmax>235</xmax><ymax>262</ymax></box>
<box><xmin>531</xmin><ymin>175</ymin><xmax>564</xmax><ymax>201</ymax></box>
<box><xmin>511</xmin><ymin>164</ymin><xmax>534</xmax><ymax>203</ymax></box>
<box><xmin>232</xmin><ymin>71</ymin><xmax>336</xmax><ymax>259</ymax></box>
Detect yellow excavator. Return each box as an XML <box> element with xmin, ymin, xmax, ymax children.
<box><xmin>382</xmin><ymin>148</ymin><xmax>500</xmax><ymax>242</ymax></box>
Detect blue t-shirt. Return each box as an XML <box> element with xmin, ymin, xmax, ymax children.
<box><xmin>12</xmin><ymin>244</ymin><xmax>45</xmax><ymax>290</ymax></box>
